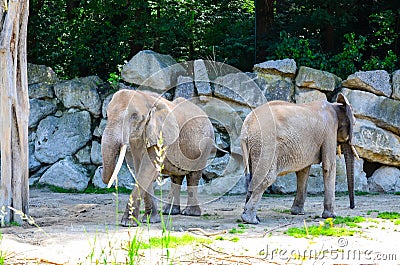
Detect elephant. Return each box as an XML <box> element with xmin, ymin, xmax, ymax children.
<box><xmin>101</xmin><ymin>89</ymin><xmax>215</xmax><ymax>227</ymax></box>
<box><xmin>240</xmin><ymin>93</ymin><xmax>359</xmax><ymax>224</ymax></box>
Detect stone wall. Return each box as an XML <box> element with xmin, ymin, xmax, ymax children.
<box><xmin>23</xmin><ymin>50</ymin><xmax>400</xmax><ymax>194</ymax></box>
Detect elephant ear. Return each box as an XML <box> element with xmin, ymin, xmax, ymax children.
<box><xmin>145</xmin><ymin>100</ymin><xmax>179</xmax><ymax>148</ymax></box>
<box><xmin>336</xmin><ymin>93</ymin><xmax>354</xmax><ymax>145</ymax></box>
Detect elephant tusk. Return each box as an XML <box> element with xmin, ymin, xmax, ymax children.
<box><xmin>337</xmin><ymin>145</ymin><xmax>342</xmax><ymax>158</ymax></box>
<box><xmin>350</xmin><ymin>145</ymin><xmax>360</xmax><ymax>160</ymax></box>
<box><xmin>107</xmin><ymin>144</ymin><xmax>128</xmax><ymax>188</ymax></box>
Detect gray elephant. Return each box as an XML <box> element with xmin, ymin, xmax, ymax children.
<box><xmin>240</xmin><ymin>93</ymin><xmax>359</xmax><ymax>224</ymax></box>
<box><xmin>101</xmin><ymin>89</ymin><xmax>214</xmax><ymax>226</ymax></box>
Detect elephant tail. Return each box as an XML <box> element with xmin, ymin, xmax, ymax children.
<box><xmin>107</xmin><ymin>144</ymin><xmax>127</xmax><ymax>188</ymax></box>
<box><xmin>241</xmin><ymin>138</ymin><xmax>250</xmax><ymax>176</ymax></box>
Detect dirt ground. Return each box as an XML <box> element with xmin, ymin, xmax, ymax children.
<box><xmin>2</xmin><ymin>187</ymin><xmax>400</xmax><ymax>265</ymax></box>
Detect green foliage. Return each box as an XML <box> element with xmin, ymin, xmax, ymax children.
<box><xmin>28</xmin><ymin>0</ymin><xmax>255</xmax><ymax>80</ymax></box>
<box><xmin>377</xmin><ymin>212</ymin><xmax>400</xmax><ymax>220</ymax></box>
<box><xmin>140</xmin><ymin>234</ymin><xmax>211</xmax><ymax>249</ymax></box>
<box><xmin>285</xmin><ymin>218</ymin><xmax>356</xmax><ymax>238</ymax></box>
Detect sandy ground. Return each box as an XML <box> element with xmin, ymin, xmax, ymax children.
<box><xmin>2</xmin><ymin>187</ymin><xmax>400</xmax><ymax>265</ymax></box>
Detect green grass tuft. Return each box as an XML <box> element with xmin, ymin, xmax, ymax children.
<box><xmin>377</xmin><ymin>212</ymin><xmax>400</xmax><ymax>219</ymax></box>
<box><xmin>140</xmin><ymin>234</ymin><xmax>211</xmax><ymax>249</ymax></box>
<box><xmin>286</xmin><ymin>225</ymin><xmax>356</xmax><ymax>238</ymax></box>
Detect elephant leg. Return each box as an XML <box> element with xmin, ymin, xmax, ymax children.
<box><xmin>162</xmin><ymin>175</ymin><xmax>183</xmax><ymax>215</ymax></box>
<box><xmin>321</xmin><ymin>158</ymin><xmax>337</xmax><ymax>218</ymax></box>
<box><xmin>121</xmin><ymin>165</ymin><xmax>158</xmax><ymax>227</ymax></box>
<box><xmin>291</xmin><ymin>166</ymin><xmax>311</xmax><ymax>215</ymax></box>
<box><xmin>182</xmin><ymin>171</ymin><xmax>202</xmax><ymax>216</ymax></box>
<box><xmin>242</xmin><ymin>171</ymin><xmax>277</xmax><ymax>224</ymax></box>
<box><xmin>142</xmin><ymin>184</ymin><xmax>161</xmax><ymax>224</ymax></box>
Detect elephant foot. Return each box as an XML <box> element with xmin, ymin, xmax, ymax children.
<box><xmin>241</xmin><ymin>211</ymin><xmax>260</xmax><ymax>224</ymax></box>
<box><xmin>322</xmin><ymin>209</ymin><xmax>337</xmax><ymax>219</ymax></box>
<box><xmin>181</xmin><ymin>205</ymin><xmax>201</xmax><ymax>216</ymax></box>
<box><xmin>142</xmin><ymin>211</ymin><xmax>161</xmax><ymax>224</ymax></box>
<box><xmin>162</xmin><ymin>204</ymin><xmax>181</xmax><ymax>215</ymax></box>
<box><xmin>290</xmin><ymin>206</ymin><xmax>305</xmax><ymax>215</ymax></box>
<box><xmin>120</xmin><ymin>214</ymin><xmax>141</xmax><ymax>227</ymax></box>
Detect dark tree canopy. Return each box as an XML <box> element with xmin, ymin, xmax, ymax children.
<box><xmin>28</xmin><ymin>0</ymin><xmax>399</xmax><ymax>81</ymax></box>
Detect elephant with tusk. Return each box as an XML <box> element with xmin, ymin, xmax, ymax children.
<box><xmin>101</xmin><ymin>89</ymin><xmax>215</xmax><ymax>227</ymax></box>
<box><xmin>240</xmin><ymin>93</ymin><xmax>358</xmax><ymax>224</ymax></box>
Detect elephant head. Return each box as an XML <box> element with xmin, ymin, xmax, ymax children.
<box><xmin>335</xmin><ymin>93</ymin><xmax>358</xmax><ymax>209</ymax></box>
<box><xmin>101</xmin><ymin>90</ymin><xmax>179</xmax><ymax>186</ymax></box>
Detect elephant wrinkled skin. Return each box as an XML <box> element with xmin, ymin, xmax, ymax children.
<box><xmin>101</xmin><ymin>90</ymin><xmax>214</xmax><ymax>226</ymax></box>
<box><xmin>240</xmin><ymin>94</ymin><xmax>357</xmax><ymax>224</ymax></box>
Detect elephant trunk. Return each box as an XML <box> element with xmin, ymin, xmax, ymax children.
<box><xmin>342</xmin><ymin>143</ymin><xmax>355</xmax><ymax>209</ymax></box>
<box><xmin>101</xmin><ymin>128</ymin><xmax>125</xmax><ymax>185</ymax></box>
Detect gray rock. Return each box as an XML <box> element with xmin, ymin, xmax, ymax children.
<box><xmin>253</xmin><ymin>58</ymin><xmax>297</xmax><ymax>78</ymax></box>
<box><xmin>342</xmin><ymin>70</ymin><xmax>392</xmax><ymax>97</ymax></box>
<box><xmin>295</xmin><ymin>87</ymin><xmax>327</xmax><ymax>104</ymax></box>
<box><xmin>295</xmin><ymin>66</ymin><xmax>342</xmax><ymax>92</ymax></box>
<box><xmin>368</xmin><ymin>166</ymin><xmax>400</xmax><ymax>193</ymax></box>
<box><xmin>194</xmin><ymin>59</ymin><xmax>212</xmax><ymax>96</ymax></box>
<box><xmin>352</xmin><ymin>119</ymin><xmax>400</xmax><ymax>167</ymax></box>
<box><xmin>93</xmin><ymin>119</ymin><xmax>107</xmax><ymax>137</ymax></box>
<box><xmin>102</xmin><ymin>94</ymin><xmax>114</xmax><ymax>118</ymax></box>
<box><xmin>39</xmin><ymin>157</ymin><xmax>90</xmax><ymax>191</ymax></box>
<box><xmin>214</xmin><ymin>130</ymin><xmax>229</xmax><ymax>150</ymax></box>
<box><xmin>340</xmin><ymin>88</ymin><xmax>400</xmax><ymax>135</ymax></box>
<box><xmin>28</xmin><ymin>63</ymin><xmax>59</xmax><ymax>85</ymax></box>
<box><xmin>54</xmin><ymin>76</ymin><xmax>102</xmax><ymax>117</ymax></box>
<box><xmin>195</xmin><ymin>96</ymin><xmax>250</xmax><ymax>155</ymax></box>
<box><xmin>392</xmin><ymin>70</ymin><xmax>400</xmax><ymax>100</ymax></box>
<box><xmin>91</xmin><ymin>141</ymin><xmax>102</xmax><ymax>166</ymax></box>
<box><xmin>28</xmin><ymin>83</ymin><xmax>55</xmax><ymax>99</ymax></box>
<box><xmin>75</xmin><ymin>146</ymin><xmax>92</xmax><ymax>165</ymax></box>
<box><xmin>93</xmin><ymin>165</ymin><xmax>135</xmax><ymax>190</ymax></box>
<box><xmin>255</xmin><ymin>73</ymin><xmax>294</xmax><ymax>102</ymax></box>
<box><xmin>174</xmin><ymin>76</ymin><xmax>195</xmax><ymax>99</ymax></box>
<box><xmin>29</xmin><ymin>166</ymin><xmax>50</xmax><ymax>186</ymax></box>
<box><xmin>203</xmin><ymin>154</ymin><xmax>230</xmax><ymax>179</ymax></box>
<box><xmin>35</xmin><ymin>111</ymin><xmax>92</xmax><ymax>164</ymax></box>
<box><xmin>29</xmin><ymin>141</ymin><xmax>41</xmax><ymax>171</ymax></box>
<box><xmin>121</xmin><ymin>50</ymin><xmax>187</xmax><ymax>91</ymax></box>
<box><xmin>214</xmin><ymin>72</ymin><xmax>266</xmax><ymax>107</ymax></box>
<box><xmin>271</xmin><ymin>157</ymin><xmax>367</xmax><ymax>194</ymax></box>
<box><xmin>29</xmin><ymin>99</ymin><xmax>57</xmax><ymax>128</ymax></box>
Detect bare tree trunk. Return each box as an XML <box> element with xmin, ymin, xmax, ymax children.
<box><xmin>0</xmin><ymin>0</ymin><xmax>30</xmax><ymax>225</ymax></box>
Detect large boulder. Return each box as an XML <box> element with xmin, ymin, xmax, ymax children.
<box><xmin>340</xmin><ymin>88</ymin><xmax>400</xmax><ymax>135</ymax></box>
<box><xmin>29</xmin><ymin>99</ymin><xmax>57</xmax><ymax>128</ymax></box>
<box><xmin>295</xmin><ymin>66</ymin><xmax>342</xmax><ymax>92</ymax></box>
<box><xmin>253</xmin><ymin>59</ymin><xmax>296</xmax><ymax>102</ymax></box>
<box><xmin>121</xmin><ymin>50</ymin><xmax>187</xmax><ymax>92</ymax></box>
<box><xmin>92</xmin><ymin>165</ymin><xmax>135</xmax><ymax>190</ymax></box>
<box><xmin>27</xmin><ymin>63</ymin><xmax>59</xmax><ymax>85</ymax></box>
<box><xmin>368</xmin><ymin>166</ymin><xmax>400</xmax><ymax>193</ymax></box>
<box><xmin>28</xmin><ymin>83</ymin><xmax>55</xmax><ymax>99</ymax></box>
<box><xmin>392</xmin><ymin>70</ymin><xmax>400</xmax><ymax>100</ymax></box>
<box><xmin>342</xmin><ymin>70</ymin><xmax>391</xmax><ymax>97</ymax></box>
<box><xmin>352</xmin><ymin>119</ymin><xmax>400</xmax><ymax>167</ymax></box>
<box><xmin>253</xmin><ymin>58</ymin><xmax>297</xmax><ymax>78</ymax></box>
<box><xmin>174</xmin><ymin>76</ymin><xmax>195</xmax><ymax>99</ymax></box>
<box><xmin>54</xmin><ymin>76</ymin><xmax>102</xmax><ymax>117</ymax></box>
<box><xmin>39</xmin><ymin>157</ymin><xmax>90</xmax><ymax>192</ymax></box>
<box><xmin>213</xmin><ymin>72</ymin><xmax>266</xmax><ymax>107</ymax></box>
<box><xmin>34</xmin><ymin>111</ymin><xmax>92</xmax><ymax>164</ymax></box>
<box><xmin>295</xmin><ymin>87</ymin><xmax>327</xmax><ymax>104</ymax></box>
<box><xmin>194</xmin><ymin>59</ymin><xmax>212</xmax><ymax>96</ymax></box>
